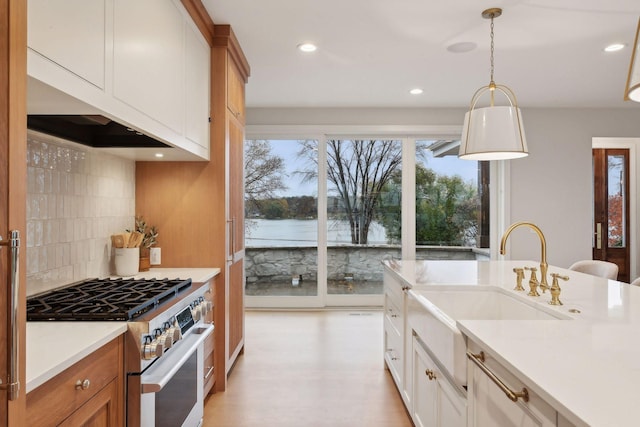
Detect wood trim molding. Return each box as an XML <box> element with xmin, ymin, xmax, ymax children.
<box><xmin>181</xmin><ymin>0</ymin><xmax>215</xmax><ymax>46</ymax></box>
<box><xmin>213</xmin><ymin>25</ymin><xmax>250</xmax><ymax>82</ymax></box>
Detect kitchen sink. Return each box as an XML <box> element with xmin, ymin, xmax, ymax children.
<box><xmin>407</xmin><ymin>287</ymin><xmax>571</xmax><ymax>387</ymax></box>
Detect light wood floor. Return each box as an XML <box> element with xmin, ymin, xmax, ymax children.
<box><xmin>203</xmin><ymin>310</ymin><xmax>413</xmax><ymax>427</ymax></box>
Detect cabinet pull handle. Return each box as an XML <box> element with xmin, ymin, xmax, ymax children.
<box><xmin>204</xmin><ymin>366</ymin><xmax>214</xmax><ymax>381</ymax></box>
<box><xmin>0</xmin><ymin>230</ymin><xmax>20</xmax><ymax>400</ymax></box>
<box><xmin>467</xmin><ymin>351</ymin><xmax>529</xmax><ymax>403</ymax></box>
<box><xmin>425</xmin><ymin>369</ymin><xmax>436</xmax><ymax>380</ymax></box>
<box><xmin>226</xmin><ymin>217</ymin><xmax>235</xmax><ymax>262</ymax></box>
<box><xmin>75</xmin><ymin>379</ymin><xmax>91</xmax><ymax>390</ymax></box>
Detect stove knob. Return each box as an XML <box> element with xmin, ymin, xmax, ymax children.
<box><xmin>167</xmin><ymin>326</ymin><xmax>181</xmax><ymax>343</ymax></box>
<box><xmin>142</xmin><ymin>340</ymin><xmax>164</xmax><ymax>360</ymax></box>
<box><xmin>159</xmin><ymin>333</ymin><xmax>173</xmax><ymax>350</ymax></box>
<box><xmin>192</xmin><ymin>306</ymin><xmax>202</xmax><ymax>322</ymax></box>
<box><xmin>199</xmin><ymin>301</ymin><xmax>209</xmax><ymax>317</ymax></box>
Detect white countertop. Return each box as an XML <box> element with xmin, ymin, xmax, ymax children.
<box><xmin>384</xmin><ymin>259</ymin><xmax>640</xmax><ymax>427</ymax></box>
<box><xmin>26</xmin><ymin>267</ymin><xmax>220</xmax><ymax>393</ymax></box>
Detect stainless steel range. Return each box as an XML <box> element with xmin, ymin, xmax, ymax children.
<box><xmin>26</xmin><ymin>277</ymin><xmax>214</xmax><ymax>427</ymax></box>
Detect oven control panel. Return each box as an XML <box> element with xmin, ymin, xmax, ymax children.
<box><xmin>176</xmin><ymin>306</ymin><xmax>195</xmax><ymax>335</ymax></box>
<box><xmin>139</xmin><ymin>291</ymin><xmax>210</xmax><ymax>362</ymax></box>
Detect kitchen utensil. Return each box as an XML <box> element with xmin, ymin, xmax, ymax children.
<box><xmin>112</xmin><ymin>234</ymin><xmax>125</xmax><ymax>248</ymax></box>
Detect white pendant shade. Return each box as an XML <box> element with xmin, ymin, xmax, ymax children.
<box><xmin>459</xmin><ymin>106</ymin><xmax>528</xmax><ymax>161</ymax></box>
<box><xmin>625</xmin><ymin>18</ymin><xmax>640</xmax><ymax>102</ymax></box>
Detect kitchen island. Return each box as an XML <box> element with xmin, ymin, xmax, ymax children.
<box><xmin>384</xmin><ymin>259</ymin><xmax>640</xmax><ymax>427</ymax></box>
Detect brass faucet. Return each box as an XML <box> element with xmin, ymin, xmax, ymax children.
<box><xmin>500</xmin><ymin>222</ymin><xmax>549</xmax><ymax>292</ymax></box>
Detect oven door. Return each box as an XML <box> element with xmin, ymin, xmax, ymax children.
<box><xmin>139</xmin><ymin>324</ymin><xmax>213</xmax><ymax>427</ymax></box>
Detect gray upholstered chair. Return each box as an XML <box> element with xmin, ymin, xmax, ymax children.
<box><xmin>630</xmin><ymin>277</ymin><xmax>640</xmax><ymax>287</ymax></box>
<box><xmin>568</xmin><ymin>260</ymin><xmax>618</xmax><ymax>280</ymax></box>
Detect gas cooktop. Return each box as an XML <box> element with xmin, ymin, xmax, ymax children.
<box><xmin>26</xmin><ymin>277</ymin><xmax>193</xmax><ymax>321</ymax></box>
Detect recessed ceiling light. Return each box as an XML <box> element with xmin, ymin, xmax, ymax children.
<box><xmin>154</xmin><ymin>153</ymin><xmax>164</xmax><ymax>158</ymax></box>
<box><xmin>447</xmin><ymin>42</ymin><xmax>477</xmax><ymax>53</ymax></box>
<box><xmin>297</xmin><ymin>43</ymin><xmax>317</xmax><ymax>53</ymax></box>
<box><xmin>409</xmin><ymin>88</ymin><xmax>424</xmax><ymax>95</ymax></box>
<box><xmin>604</xmin><ymin>43</ymin><xmax>626</xmax><ymax>52</ymax></box>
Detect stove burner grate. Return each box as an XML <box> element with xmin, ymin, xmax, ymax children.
<box><xmin>26</xmin><ymin>277</ymin><xmax>192</xmax><ymax>321</ymax></box>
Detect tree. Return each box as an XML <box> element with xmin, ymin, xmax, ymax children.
<box><xmin>244</xmin><ymin>140</ymin><xmax>287</xmax><ymax>215</ymax></box>
<box><xmin>380</xmin><ymin>164</ymin><xmax>478</xmax><ymax>246</ymax></box>
<box><xmin>298</xmin><ymin>139</ymin><xmax>401</xmax><ymax>244</ymax></box>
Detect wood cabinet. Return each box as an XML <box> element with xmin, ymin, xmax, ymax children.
<box><xmin>203</xmin><ymin>278</ymin><xmax>216</xmax><ymax>396</ymax></box>
<box><xmin>26</xmin><ymin>336</ymin><xmax>124</xmax><ymax>427</ymax></box>
<box><xmin>467</xmin><ymin>341</ymin><xmax>562</xmax><ymax>427</ymax></box>
<box><xmin>412</xmin><ymin>336</ymin><xmax>466</xmax><ymax>427</ymax></box>
<box><xmin>135</xmin><ymin>23</ymin><xmax>249</xmax><ymax>393</ymax></box>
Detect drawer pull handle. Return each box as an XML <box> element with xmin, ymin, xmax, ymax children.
<box><xmin>425</xmin><ymin>369</ymin><xmax>436</xmax><ymax>380</ymax></box>
<box><xmin>204</xmin><ymin>366</ymin><xmax>214</xmax><ymax>381</ymax></box>
<box><xmin>467</xmin><ymin>351</ymin><xmax>529</xmax><ymax>403</ymax></box>
<box><xmin>75</xmin><ymin>379</ymin><xmax>91</xmax><ymax>391</ymax></box>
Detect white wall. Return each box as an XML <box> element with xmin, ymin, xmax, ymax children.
<box><xmin>247</xmin><ymin>107</ymin><xmax>640</xmax><ymax>269</ymax></box>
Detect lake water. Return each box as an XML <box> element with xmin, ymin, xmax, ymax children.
<box><xmin>245</xmin><ymin>218</ymin><xmax>387</xmax><ymax>247</ymax></box>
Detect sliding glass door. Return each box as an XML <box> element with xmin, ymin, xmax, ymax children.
<box><xmin>244</xmin><ymin>133</ymin><xmax>485</xmax><ymax>308</ymax></box>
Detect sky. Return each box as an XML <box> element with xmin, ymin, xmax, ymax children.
<box><xmin>257</xmin><ymin>139</ymin><xmax>478</xmax><ymax>197</ymax></box>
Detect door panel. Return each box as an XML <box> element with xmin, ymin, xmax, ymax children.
<box><xmin>593</xmin><ymin>149</ymin><xmax>629</xmax><ymax>282</ymax></box>
<box><xmin>1</xmin><ymin>0</ymin><xmax>28</xmax><ymax>422</ymax></box>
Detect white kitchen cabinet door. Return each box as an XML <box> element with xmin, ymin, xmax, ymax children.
<box><xmin>28</xmin><ymin>0</ymin><xmax>106</xmax><ymax>88</ymax></box>
<box><xmin>467</xmin><ymin>347</ymin><xmax>556</xmax><ymax>427</ymax></box>
<box><xmin>113</xmin><ymin>0</ymin><xmax>184</xmax><ymax>134</ymax></box>
<box><xmin>184</xmin><ymin>20</ymin><xmax>210</xmax><ymax>151</ymax></box>
<box><xmin>413</xmin><ymin>336</ymin><xmax>466</xmax><ymax>427</ymax></box>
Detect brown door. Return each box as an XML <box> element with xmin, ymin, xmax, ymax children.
<box><xmin>593</xmin><ymin>149</ymin><xmax>630</xmax><ymax>282</ymax></box>
<box><xmin>0</xmin><ymin>0</ymin><xmax>27</xmax><ymax>424</ymax></box>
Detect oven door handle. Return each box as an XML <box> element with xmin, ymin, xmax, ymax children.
<box><xmin>140</xmin><ymin>323</ymin><xmax>214</xmax><ymax>394</ymax></box>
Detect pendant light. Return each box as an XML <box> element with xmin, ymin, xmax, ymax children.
<box><xmin>624</xmin><ymin>18</ymin><xmax>640</xmax><ymax>102</ymax></box>
<box><xmin>459</xmin><ymin>8</ymin><xmax>528</xmax><ymax>160</ymax></box>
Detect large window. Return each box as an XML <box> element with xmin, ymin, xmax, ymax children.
<box><xmin>243</xmin><ymin>133</ymin><xmax>491</xmax><ymax>307</ymax></box>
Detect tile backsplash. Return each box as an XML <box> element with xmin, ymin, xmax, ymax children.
<box><xmin>26</xmin><ymin>131</ymin><xmax>135</xmax><ymax>296</ymax></box>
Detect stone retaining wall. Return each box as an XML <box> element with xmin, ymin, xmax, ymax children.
<box><xmin>245</xmin><ymin>245</ymin><xmax>480</xmax><ymax>284</ymax></box>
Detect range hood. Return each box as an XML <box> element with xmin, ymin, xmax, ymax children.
<box><xmin>27</xmin><ymin>114</ymin><xmax>171</xmax><ymax>148</ymax></box>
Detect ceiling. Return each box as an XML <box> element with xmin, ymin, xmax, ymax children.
<box><xmin>202</xmin><ymin>0</ymin><xmax>640</xmax><ymax>109</ymax></box>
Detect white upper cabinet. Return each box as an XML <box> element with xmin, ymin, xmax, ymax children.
<box><xmin>28</xmin><ymin>0</ymin><xmax>106</xmax><ymax>89</ymax></box>
<box><xmin>113</xmin><ymin>0</ymin><xmax>184</xmax><ymax>134</ymax></box>
<box><xmin>27</xmin><ymin>0</ymin><xmax>210</xmax><ymax>160</ymax></box>
<box><xmin>184</xmin><ymin>20</ymin><xmax>210</xmax><ymax>151</ymax></box>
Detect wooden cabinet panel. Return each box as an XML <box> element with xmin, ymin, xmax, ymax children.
<box><xmin>58</xmin><ymin>379</ymin><xmax>119</xmax><ymax>427</ymax></box>
<box><xmin>112</xmin><ymin>0</ymin><xmax>184</xmax><ymax>133</ymax></box>
<box><xmin>26</xmin><ymin>336</ymin><xmax>123</xmax><ymax>427</ymax></box>
<box><xmin>227</xmin><ymin>60</ymin><xmax>245</xmax><ymax>123</ymax></box>
<box><xmin>228</xmin><ymin>259</ymin><xmax>244</xmax><ymax>361</ymax></box>
<box><xmin>228</xmin><ymin>116</ymin><xmax>245</xmax><ymax>256</ymax></box>
<box><xmin>28</xmin><ymin>0</ymin><xmax>106</xmax><ymax>88</ymax></box>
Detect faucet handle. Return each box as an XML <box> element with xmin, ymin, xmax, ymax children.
<box><xmin>549</xmin><ymin>273</ymin><xmax>569</xmax><ymax>306</ymax></box>
<box><xmin>524</xmin><ymin>266</ymin><xmax>540</xmax><ymax>296</ymax></box>
<box><xmin>512</xmin><ymin>268</ymin><xmax>525</xmax><ymax>291</ymax></box>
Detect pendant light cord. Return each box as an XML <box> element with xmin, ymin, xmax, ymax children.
<box><xmin>490</xmin><ymin>16</ymin><xmax>495</xmax><ymax>86</ymax></box>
